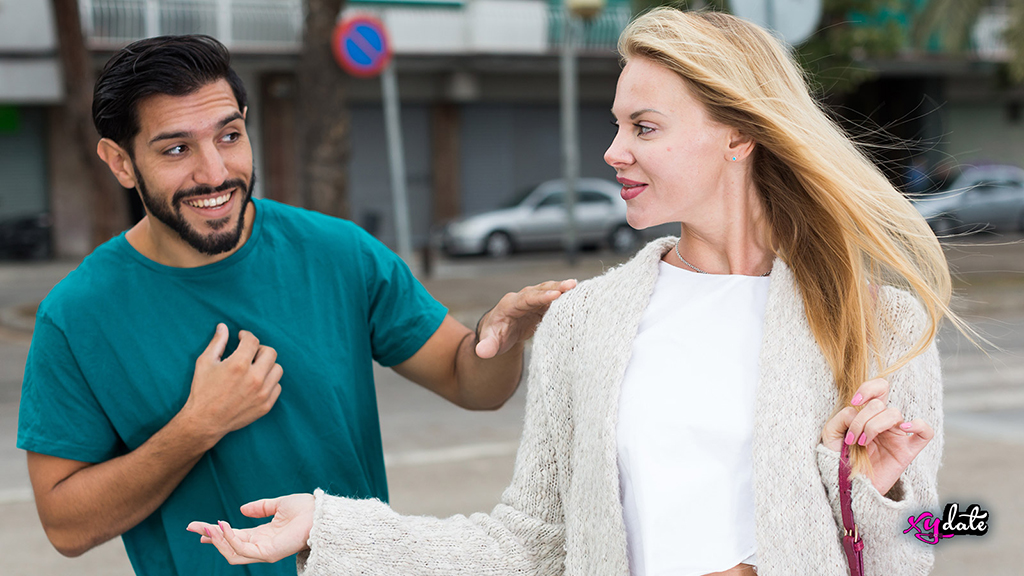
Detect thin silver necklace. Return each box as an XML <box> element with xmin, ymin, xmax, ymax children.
<box><xmin>674</xmin><ymin>240</ymin><xmax>771</xmax><ymax>277</ymax></box>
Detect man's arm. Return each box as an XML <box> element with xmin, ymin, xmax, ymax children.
<box><xmin>27</xmin><ymin>324</ymin><xmax>283</xmax><ymax>556</ymax></box>
<box><xmin>393</xmin><ymin>279</ymin><xmax>576</xmax><ymax>410</ymax></box>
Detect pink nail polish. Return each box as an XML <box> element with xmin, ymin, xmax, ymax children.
<box><xmin>900</xmin><ymin>422</ymin><xmax>913</xmax><ymax>430</ymax></box>
<box><xmin>851</xmin><ymin>393</ymin><xmax>862</xmax><ymax>406</ymax></box>
<box><xmin>858</xmin><ymin>432</ymin><xmax>867</xmax><ymax>446</ymax></box>
<box><xmin>845</xmin><ymin>431</ymin><xmax>855</xmax><ymax>445</ymax></box>
<box><xmin>204</xmin><ymin>527</ymin><xmax>211</xmax><ymax>537</ymax></box>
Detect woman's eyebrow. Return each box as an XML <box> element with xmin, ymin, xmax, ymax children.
<box><xmin>630</xmin><ymin>108</ymin><xmax>664</xmax><ymax>120</ymax></box>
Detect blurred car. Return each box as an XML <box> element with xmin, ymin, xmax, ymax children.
<box><xmin>0</xmin><ymin>212</ymin><xmax>51</xmax><ymax>260</ymax></box>
<box><xmin>440</xmin><ymin>178</ymin><xmax>646</xmax><ymax>257</ymax></box>
<box><xmin>913</xmin><ymin>165</ymin><xmax>1024</xmax><ymax>235</ymax></box>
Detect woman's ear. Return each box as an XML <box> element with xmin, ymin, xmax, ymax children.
<box><xmin>726</xmin><ymin>129</ymin><xmax>756</xmax><ymax>162</ymax></box>
<box><xmin>96</xmin><ymin>138</ymin><xmax>138</xmax><ymax>189</ymax></box>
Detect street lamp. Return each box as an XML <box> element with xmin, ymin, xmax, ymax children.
<box><xmin>561</xmin><ymin>0</ymin><xmax>605</xmax><ymax>264</ymax></box>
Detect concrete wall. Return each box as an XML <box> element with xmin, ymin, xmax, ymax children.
<box><xmin>945</xmin><ymin>102</ymin><xmax>1024</xmax><ymax>169</ymax></box>
<box><xmin>0</xmin><ymin>1</ymin><xmax>57</xmax><ymax>52</ymax></box>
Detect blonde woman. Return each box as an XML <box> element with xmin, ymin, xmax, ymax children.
<box><xmin>190</xmin><ymin>8</ymin><xmax>951</xmax><ymax>575</ymax></box>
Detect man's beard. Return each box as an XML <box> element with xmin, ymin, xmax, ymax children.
<box><xmin>135</xmin><ymin>169</ymin><xmax>256</xmax><ymax>256</ymax></box>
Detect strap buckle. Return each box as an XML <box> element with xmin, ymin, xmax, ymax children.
<box><xmin>843</xmin><ymin>524</ymin><xmax>860</xmax><ymax>542</ymax></box>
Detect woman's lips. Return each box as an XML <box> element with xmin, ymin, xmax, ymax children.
<box><xmin>614</xmin><ymin>181</ymin><xmax>647</xmax><ymax>201</ymax></box>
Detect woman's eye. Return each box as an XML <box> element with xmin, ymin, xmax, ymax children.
<box><xmin>635</xmin><ymin>124</ymin><xmax>653</xmax><ymax>136</ymax></box>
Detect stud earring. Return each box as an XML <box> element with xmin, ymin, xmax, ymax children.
<box><xmin>732</xmin><ymin>157</ymin><xmax>737</xmax><ymax>161</ymax></box>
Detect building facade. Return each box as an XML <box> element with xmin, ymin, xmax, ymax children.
<box><xmin>1</xmin><ymin>0</ymin><xmax>1020</xmax><ymax>258</ymax></box>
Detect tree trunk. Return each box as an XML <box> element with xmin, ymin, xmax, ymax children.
<box><xmin>51</xmin><ymin>0</ymin><xmax>129</xmax><ymax>250</ymax></box>
<box><xmin>298</xmin><ymin>0</ymin><xmax>350</xmax><ymax>218</ymax></box>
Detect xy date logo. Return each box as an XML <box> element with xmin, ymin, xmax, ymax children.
<box><xmin>905</xmin><ymin>503</ymin><xmax>989</xmax><ymax>545</ymax></box>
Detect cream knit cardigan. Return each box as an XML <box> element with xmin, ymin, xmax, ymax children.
<box><xmin>298</xmin><ymin>237</ymin><xmax>942</xmax><ymax>576</ymax></box>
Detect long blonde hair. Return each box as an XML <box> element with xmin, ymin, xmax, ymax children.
<box><xmin>620</xmin><ymin>9</ymin><xmax>957</xmax><ymax>446</ymax></box>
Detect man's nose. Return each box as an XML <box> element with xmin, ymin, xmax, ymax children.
<box><xmin>193</xmin><ymin>144</ymin><xmax>229</xmax><ymax>187</ymax></box>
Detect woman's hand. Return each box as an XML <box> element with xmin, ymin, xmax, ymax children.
<box><xmin>821</xmin><ymin>378</ymin><xmax>935</xmax><ymax>496</ymax></box>
<box><xmin>187</xmin><ymin>493</ymin><xmax>315</xmax><ymax>564</ymax></box>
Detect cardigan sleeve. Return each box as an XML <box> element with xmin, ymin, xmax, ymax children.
<box><xmin>815</xmin><ymin>290</ymin><xmax>942</xmax><ymax>576</ymax></box>
<box><xmin>296</xmin><ymin>308</ymin><xmax>569</xmax><ymax>576</ymax></box>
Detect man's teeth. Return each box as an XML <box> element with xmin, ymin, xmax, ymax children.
<box><xmin>186</xmin><ymin>193</ymin><xmax>231</xmax><ymax>208</ymax></box>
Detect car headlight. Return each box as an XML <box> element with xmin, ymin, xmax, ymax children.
<box><xmin>446</xmin><ymin>221</ymin><xmax>467</xmax><ymax>237</ymax></box>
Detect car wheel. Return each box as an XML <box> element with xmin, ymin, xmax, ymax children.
<box><xmin>609</xmin><ymin>224</ymin><xmax>640</xmax><ymax>254</ymax></box>
<box><xmin>484</xmin><ymin>231</ymin><xmax>513</xmax><ymax>258</ymax></box>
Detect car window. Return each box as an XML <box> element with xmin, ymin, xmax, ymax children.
<box><xmin>579</xmin><ymin>191</ymin><xmax>613</xmax><ymax>204</ymax></box>
<box><xmin>537</xmin><ymin>192</ymin><xmax>565</xmax><ymax>208</ymax></box>
<box><xmin>971</xmin><ymin>179</ymin><xmax>1020</xmax><ymax>188</ymax></box>
<box><xmin>504</xmin><ymin>185</ymin><xmax>538</xmax><ymax>208</ymax></box>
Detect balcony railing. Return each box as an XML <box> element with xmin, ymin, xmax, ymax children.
<box><xmin>81</xmin><ymin>0</ymin><xmax>304</xmax><ymax>52</ymax></box>
<box><xmin>971</xmin><ymin>6</ymin><xmax>1010</xmax><ymax>61</ymax></box>
<box><xmin>82</xmin><ymin>0</ymin><xmax>628</xmax><ymax>55</ymax></box>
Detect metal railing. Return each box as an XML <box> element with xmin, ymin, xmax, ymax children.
<box><xmin>80</xmin><ymin>0</ymin><xmax>627</xmax><ymax>54</ymax></box>
<box><xmin>547</xmin><ymin>4</ymin><xmax>631</xmax><ymax>53</ymax></box>
<box><xmin>971</xmin><ymin>6</ymin><xmax>1010</xmax><ymax>61</ymax></box>
<box><xmin>81</xmin><ymin>0</ymin><xmax>303</xmax><ymax>52</ymax></box>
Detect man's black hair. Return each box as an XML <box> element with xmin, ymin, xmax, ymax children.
<box><xmin>92</xmin><ymin>35</ymin><xmax>247</xmax><ymax>155</ymax></box>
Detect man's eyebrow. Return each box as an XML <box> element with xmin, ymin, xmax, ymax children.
<box><xmin>147</xmin><ymin>112</ymin><xmax>244</xmax><ymax>146</ymax></box>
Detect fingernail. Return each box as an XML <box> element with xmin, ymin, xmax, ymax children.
<box><xmin>900</xmin><ymin>422</ymin><xmax>913</xmax><ymax>430</ymax></box>
<box><xmin>218</xmin><ymin>521</ymin><xmax>227</xmax><ymax>530</ymax></box>
<box><xmin>851</xmin><ymin>393</ymin><xmax>862</xmax><ymax>406</ymax></box>
<box><xmin>205</xmin><ymin>527</ymin><xmax>211</xmax><ymax>537</ymax></box>
<box><xmin>845</xmin><ymin>431</ymin><xmax>855</xmax><ymax>445</ymax></box>
<box><xmin>858</xmin><ymin>433</ymin><xmax>867</xmax><ymax>446</ymax></box>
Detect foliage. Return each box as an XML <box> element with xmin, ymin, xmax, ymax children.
<box><xmin>913</xmin><ymin>0</ymin><xmax>1024</xmax><ymax>84</ymax></box>
<box><xmin>630</xmin><ymin>0</ymin><xmax>914</xmax><ymax>94</ymax></box>
<box><xmin>793</xmin><ymin>0</ymin><xmax>910</xmax><ymax>94</ymax></box>
<box><xmin>1009</xmin><ymin>1</ymin><xmax>1024</xmax><ymax>82</ymax></box>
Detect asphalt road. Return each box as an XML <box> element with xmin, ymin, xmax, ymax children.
<box><xmin>1</xmin><ymin>237</ymin><xmax>1022</xmax><ymax>575</ymax></box>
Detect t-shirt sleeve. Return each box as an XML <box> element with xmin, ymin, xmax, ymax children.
<box><xmin>358</xmin><ymin>233</ymin><xmax>448</xmax><ymax>367</ymax></box>
<box><xmin>17</xmin><ymin>314</ymin><xmax>122</xmax><ymax>463</ymax></box>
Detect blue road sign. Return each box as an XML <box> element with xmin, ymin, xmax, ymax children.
<box><xmin>332</xmin><ymin>16</ymin><xmax>392</xmax><ymax>78</ymax></box>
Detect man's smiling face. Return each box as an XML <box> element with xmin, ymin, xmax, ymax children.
<box><xmin>129</xmin><ymin>78</ymin><xmax>254</xmax><ymax>256</ymax></box>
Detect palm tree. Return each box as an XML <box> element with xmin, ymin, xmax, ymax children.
<box><xmin>297</xmin><ymin>0</ymin><xmax>351</xmax><ymax>218</ymax></box>
<box><xmin>51</xmin><ymin>0</ymin><xmax>129</xmax><ymax>252</ymax></box>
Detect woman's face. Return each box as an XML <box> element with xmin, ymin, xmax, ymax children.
<box><xmin>605</xmin><ymin>57</ymin><xmax>738</xmax><ymax>230</ymax></box>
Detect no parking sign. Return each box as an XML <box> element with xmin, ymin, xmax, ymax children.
<box><xmin>332</xmin><ymin>16</ymin><xmax>392</xmax><ymax>78</ymax></box>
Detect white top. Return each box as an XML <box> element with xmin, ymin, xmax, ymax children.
<box><xmin>617</xmin><ymin>261</ymin><xmax>770</xmax><ymax>576</ymax></box>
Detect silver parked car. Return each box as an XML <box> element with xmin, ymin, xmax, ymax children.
<box><xmin>914</xmin><ymin>165</ymin><xmax>1024</xmax><ymax>235</ymax></box>
<box><xmin>441</xmin><ymin>178</ymin><xmax>643</xmax><ymax>257</ymax></box>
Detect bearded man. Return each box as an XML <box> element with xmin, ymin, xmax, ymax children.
<box><xmin>17</xmin><ymin>35</ymin><xmax>573</xmax><ymax>576</ymax></box>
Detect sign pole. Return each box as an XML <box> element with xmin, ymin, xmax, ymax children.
<box><xmin>381</xmin><ymin>63</ymin><xmax>413</xmax><ymax>263</ymax></box>
<box><xmin>560</xmin><ymin>14</ymin><xmax>580</xmax><ymax>266</ymax></box>
<box><xmin>332</xmin><ymin>16</ymin><xmax>412</xmax><ymax>263</ymax></box>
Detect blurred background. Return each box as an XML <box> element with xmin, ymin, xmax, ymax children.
<box><xmin>1</xmin><ymin>0</ymin><xmax>1022</xmax><ymax>574</ymax></box>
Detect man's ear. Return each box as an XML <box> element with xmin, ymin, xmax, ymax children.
<box><xmin>242</xmin><ymin>106</ymin><xmax>248</xmax><ymax>121</ymax></box>
<box><xmin>96</xmin><ymin>138</ymin><xmax>138</xmax><ymax>189</ymax></box>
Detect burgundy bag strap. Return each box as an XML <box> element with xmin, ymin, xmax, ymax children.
<box><xmin>840</xmin><ymin>442</ymin><xmax>865</xmax><ymax>576</ymax></box>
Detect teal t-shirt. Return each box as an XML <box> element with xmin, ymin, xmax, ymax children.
<box><xmin>17</xmin><ymin>199</ymin><xmax>447</xmax><ymax>575</ymax></box>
